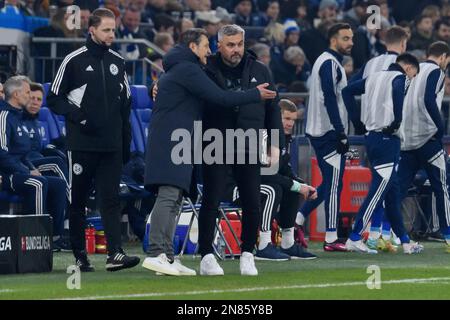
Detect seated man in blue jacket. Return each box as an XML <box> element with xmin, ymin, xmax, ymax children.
<box><xmin>0</xmin><ymin>76</ymin><xmax>66</xmax><ymax>249</ymax></box>
<box><xmin>23</xmin><ymin>82</ymin><xmax>70</xmax><ymax>201</ymax></box>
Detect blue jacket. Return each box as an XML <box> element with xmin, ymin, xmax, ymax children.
<box><xmin>0</xmin><ymin>101</ymin><xmax>35</xmax><ymax>175</ymax></box>
<box><xmin>22</xmin><ymin>110</ymin><xmax>44</xmax><ymax>159</ymax></box>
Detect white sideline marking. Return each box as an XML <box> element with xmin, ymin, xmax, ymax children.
<box><xmin>0</xmin><ymin>289</ymin><xmax>15</xmax><ymax>294</ymax></box>
<box><xmin>57</xmin><ymin>277</ymin><xmax>450</xmax><ymax>300</ymax></box>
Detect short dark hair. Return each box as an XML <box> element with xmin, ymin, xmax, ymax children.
<box><xmin>428</xmin><ymin>41</ymin><xmax>450</xmax><ymax>57</ymax></box>
<box><xmin>385</xmin><ymin>26</ymin><xmax>408</xmax><ymax>45</ymax></box>
<box><xmin>88</xmin><ymin>8</ymin><xmax>115</xmax><ymax>28</ymax></box>
<box><xmin>328</xmin><ymin>23</ymin><xmax>352</xmax><ymax>41</ymax></box>
<box><xmin>279</xmin><ymin>99</ymin><xmax>298</xmax><ymax>113</ymax></box>
<box><xmin>154</xmin><ymin>14</ymin><xmax>176</xmax><ymax>31</ymax></box>
<box><xmin>180</xmin><ymin>28</ymin><xmax>208</xmax><ymax>46</ymax></box>
<box><xmin>435</xmin><ymin>18</ymin><xmax>450</xmax><ymax>31</ymax></box>
<box><xmin>396</xmin><ymin>53</ymin><xmax>420</xmax><ymax>72</ymax></box>
<box><xmin>30</xmin><ymin>82</ymin><xmax>44</xmax><ymax>94</ymax></box>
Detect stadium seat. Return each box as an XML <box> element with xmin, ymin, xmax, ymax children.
<box><xmin>41</xmin><ymin>82</ymin><xmax>50</xmax><ymax>108</ymax></box>
<box><xmin>51</xmin><ymin>113</ymin><xmax>66</xmax><ymax>137</ymax></box>
<box><xmin>130</xmin><ymin>85</ymin><xmax>152</xmax><ymax>109</ymax></box>
<box><xmin>38</xmin><ymin>107</ymin><xmax>61</xmax><ymax>141</ymax></box>
<box><xmin>130</xmin><ymin>111</ymin><xmax>145</xmax><ymax>153</ymax></box>
<box><xmin>135</xmin><ymin>108</ymin><xmax>152</xmax><ymax>141</ymax></box>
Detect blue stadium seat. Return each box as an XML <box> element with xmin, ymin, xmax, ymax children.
<box><xmin>130</xmin><ymin>85</ymin><xmax>152</xmax><ymax>109</ymax></box>
<box><xmin>41</xmin><ymin>82</ymin><xmax>50</xmax><ymax>108</ymax></box>
<box><xmin>130</xmin><ymin>111</ymin><xmax>145</xmax><ymax>153</ymax></box>
<box><xmin>52</xmin><ymin>114</ymin><xmax>66</xmax><ymax>137</ymax></box>
<box><xmin>37</xmin><ymin>120</ymin><xmax>50</xmax><ymax>148</ymax></box>
<box><xmin>135</xmin><ymin>109</ymin><xmax>152</xmax><ymax>141</ymax></box>
<box><xmin>38</xmin><ymin>107</ymin><xmax>61</xmax><ymax>141</ymax></box>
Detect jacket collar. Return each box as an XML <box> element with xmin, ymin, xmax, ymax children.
<box><xmin>0</xmin><ymin>100</ymin><xmax>22</xmax><ymax>114</ymax></box>
<box><xmin>86</xmin><ymin>35</ymin><xmax>110</xmax><ymax>58</ymax></box>
<box><xmin>326</xmin><ymin>48</ymin><xmax>344</xmax><ymax>64</ymax></box>
<box><xmin>388</xmin><ymin>62</ymin><xmax>406</xmax><ymax>74</ymax></box>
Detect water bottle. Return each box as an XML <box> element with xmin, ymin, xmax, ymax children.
<box><xmin>85</xmin><ymin>223</ymin><xmax>96</xmax><ymax>254</ymax></box>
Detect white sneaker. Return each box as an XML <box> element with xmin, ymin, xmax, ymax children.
<box><xmin>200</xmin><ymin>254</ymin><xmax>224</xmax><ymax>276</ymax></box>
<box><xmin>345</xmin><ymin>239</ymin><xmax>378</xmax><ymax>254</ymax></box>
<box><xmin>142</xmin><ymin>253</ymin><xmax>180</xmax><ymax>276</ymax></box>
<box><xmin>402</xmin><ymin>242</ymin><xmax>424</xmax><ymax>254</ymax></box>
<box><xmin>240</xmin><ymin>252</ymin><xmax>258</xmax><ymax>276</ymax></box>
<box><xmin>172</xmin><ymin>257</ymin><xmax>197</xmax><ymax>276</ymax></box>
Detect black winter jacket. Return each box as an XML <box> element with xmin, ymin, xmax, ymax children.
<box><xmin>46</xmin><ymin>36</ymin><xmax>131</xmax><ymax>157</ymax></box>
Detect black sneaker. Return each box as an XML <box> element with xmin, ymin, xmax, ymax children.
<box><xmin>281</xmin><ymin>243</ymin><xmax>317</xmax><ymax>260</ymax></box>
<box><xmin>74</xmin><ymin>251</ymin><xmax>95</xmax><ymax>272</ymax></box>
<box><xmin>106</xmin><ymin>250</ymin><xmax>140</xmax><ymax>272</ymax></box>
<box><xmin>53</xmin><ymin>237</ymin><xmax>72</xmax><ymax>252</ymax></box>
<box><xmin>426</xmin><ymin>231</ymin><xmax>445</xmax><ymax>242</ymax></box>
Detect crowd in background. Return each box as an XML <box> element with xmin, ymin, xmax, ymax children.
<box><xmin>3</xmin><ymin>0</ymin><xmax>450</xmax><ymax>128</ymax></box>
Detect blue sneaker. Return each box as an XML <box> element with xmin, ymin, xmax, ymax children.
<box><xmin>255</xmin><ymin>244</ymin><xmax>291</xmax><ymax>261</ymax></box>
<box><xmin>281</xmin><ymin>243</ymin><xmax>317</xmax><ymax>260</ymax></box>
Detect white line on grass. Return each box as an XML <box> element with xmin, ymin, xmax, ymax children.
<box><xmin>57</xmin><ymin>276</ymin><xmax>450</xmax><ymax>300</ymax></box>
<box><xmin>0</xmin><ymin>289</ymin><xmax>15</xmax><ymax>294</ymax></box>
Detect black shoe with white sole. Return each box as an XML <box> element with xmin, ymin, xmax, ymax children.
<box><xmin>74</xmin><ymin>251</ymin><xmax>95</xmax><ymax>272</ymax></box>
<box><xmin>106</xmin><ymin>251</ymin><xmax>140</xmax><ymax>272</ymax></box>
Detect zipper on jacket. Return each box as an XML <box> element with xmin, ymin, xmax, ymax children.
<box><xmin>100</xmin><ymin>59</ymin><xmax>109</xmax><ymax>119</ymax></box>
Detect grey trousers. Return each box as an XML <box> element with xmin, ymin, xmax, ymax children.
<box><xmin>148</xmin><ymin>185</ymin><xmax>183</xmax><ymax>260</ymax></box>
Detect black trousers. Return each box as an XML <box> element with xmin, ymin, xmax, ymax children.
<box><xmin>68</xmin><ymin>150</ymin><xmax>123</xmax><ymax>256</ymax></box>
<box><xmin>198</xmin><ymin>163</ymin><xmax>261</xmax><ymax>256</ymax></box>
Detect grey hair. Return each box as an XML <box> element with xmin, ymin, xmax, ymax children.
<box><xmin>250</xmin><ymin>43</ymin><xmax>270</xmax><ymax>59</ymax></box>
<box><xmin>218</xmin><ymin>24</ymin><xmax>245</xmax><ymax>41</ymax></box>
<box><xmin>284</xmin><ymin>46</ymin><xmax>306</xmax><ymax>63</ymax></box>
<box><xmin>4</xmin><ymin>75</ymin><xmax>31</xmax><ymax>101</ymax></box>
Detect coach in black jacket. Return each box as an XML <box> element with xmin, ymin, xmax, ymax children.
<box><xmin>47</xmin><ymin>8</ymin><xmax>139</xmax><ymax>272</ymax></box>
<box><xmin>198</xmin><ymin>24</ymin><xmax>284</xmax><ymax>276</ymax></box>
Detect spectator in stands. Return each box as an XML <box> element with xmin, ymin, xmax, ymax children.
<box><xmin>216</xmin><ymin>5</ymin><xmax>234</xmax><ymax>27</ymax></box>
<box><xmin>196</xmin><ymin>10</ymin><xmax>221</xmax><ymax>52</ymax></box>
<box><xmin>272</xmin><ymin>45</ymin><xmax>311</xmax><ymax>89</ymax></box>
<box><xmin>149</xmin><ymin>13</ymin><xmax>177</xmax><ymax>41</ymax></box>
<box><xmin>33</xmin><ymin>7</ymin><xmax>83</xmax><ymax>83</ymax></box>
<box><xmin>278</xmin><ymin>0</ymin><xmax>304</xmax><ymax>21</ymax></box>
<box><xmin>258</xmin><ymin>0</ymin><xmax>280</xmax><ymax>26</ymax></box>
<box><xmin>154</xmin><ymin>32</ymin><xmax>175</xmax><ymax>52</ymax></box>
<box><xmin>0</xmin><ymin>76</ymin><xmax>67</xmax><ymax>250</ymax></box>
<box><xmin>233</xmin><ymin>0</ymin><xmax>261</xmax><ymax>26</ymax></box>
<box><xmin>434</xmin><ymin>18</ymin><xmax>450</xmax><ymax>45</ymax></box>
<box><xmin>175</xmin><ymin>17</ymin><xmax>195</xmax><ymax>42</ymax></box>
<box><xmin>313</xmin><ymin>0</ymin><xmax>338</xmax><ymax>29</ymax></box>
<box><xmin>422</xmin><ymin>4</ymin><xmax>441</xmax><ymax>25</ymax></box>
<box><xmin>283</xmin><ymin>19</ymin><xmax>300</xmax><ymax>48</ymax></box>
<box><xmin>351</xmin><ymin>15</ymin><xmax>385</xmax><ymax>70</ymax></box>
<box><xmin>409</xmin><ymin>15</ymin><xmax>435</xmax><ymax>51</ymax></box>
<box><xmin>398</xmin><ymin>20</ymin><xmax>412</xmax><ymax>40</ymax></box>
<box><xmin>342</xmin><ymin>55</ymin><xmax>354</xmax><ymax>78</ymax></box>
<box><xmin>142</xmin><ymin>0</ymin><xmax>168</xmax><ymax>24</ymax></box>
<box><xmin>379</xmin><ymin>0</ymin><xmax>396</xmax><ymax>26</ymax></box>
<box><xmin>250</xmin><ymin>42</ymin><xmax>271</xmax><ymax>66</ymax></box>
<box><xmin>293</xmin><ymin>0</ymin><xmax>312</xmax><ymax>31</ymax></box>
<box><xmin>342</xmin><ymin>0</ymin><xmax>372</xmax><ymax>30</ymax></box>
<box><xmin>79</xmin><ymin>6</ymin><xmax>91</xmax><ymax>38</ymax></box>
<box><xmin>116</xmin><ymin>5</ymin><xmax>148</xmax><ymax>60</ymax></box>
<box><xmin>0</xmin><ymin>83</ymin><xmax>4</xmax><ymax>100</ymax></box>
<box><xmin>299</xmin><ymin>19</ymin><xmax>335</xmax><ymax>65</ymax></box>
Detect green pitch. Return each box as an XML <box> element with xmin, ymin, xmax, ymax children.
<box><xmin>1</xmin><ymin>241</ymin><xmax>449</xmax><ymax>300</ymax></box>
